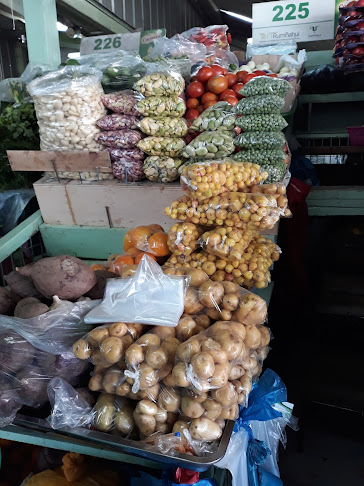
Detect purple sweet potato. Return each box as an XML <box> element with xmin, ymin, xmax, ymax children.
<box><xmin>5</xmin><ymin>271</ymin><xmax>43</xmax><ymax>299</ymax></box>
<box><xmin>16</xmin><ymin>255</ymin><xmax>97</xmax><ymax>300</ymax></box>
<box><xmin>86</xmin><ymin>270</ymin><xmax>118</xmax><ymax>299</ymax></box>
<box><xmin>14</xmin><ymin>297</ymin><xmax>49</xmax><ymax>319</ymax></box>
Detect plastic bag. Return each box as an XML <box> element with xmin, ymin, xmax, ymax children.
<box><xmin>111</xmin><ymin>158</ymin><xmax>145</xmax><ymax>182</ymax></box>
<box><xmin>180</xmin><ymin>160</ymin><xmax>268</xmax><ymax>201</ymax></box>
<box><xmin>165</xmin><ymin>192</ymin><xmax>281</xmax><ymax>231</ymax></box>
<box><xmin>167</xmin><ymin>223</ymin><xmax>203</xmax><ymax>256</ymax></box>
<box><xmin>234</xmin><ymin>132</ymin><xmax>286</xmax><ymax>150</ymax></box>
<box><xmin>0</xmin><ymin>62</ymin><xmax>51</xmax><ymax>103</ymax></box>
<box><xmin>97</xmin><ymin>114</ymin><xmax>139</xmax><ymax>131</ymax></box>
<box><xmin>232</xmin><ymin>149</ymin><xmax>287</xmax><ymax>166</ymax></box>
<box><xmin>235</xmin><ymin>114</ymin><xmax>287</xmax><ymax>132</ymax></box>
<box><xmin>100</xmin><ymin>90</ymin><xmax>143</xmax><ymax>115</ymax></box>
<box><xmin>84</xmin><ymin>256</ymin><xmax>189</xmax><ymax>327</ymax></box>
<box><xmin>134</xmin><ymin>73</ymin><xmax>185</xmax><ymax>97</ymax></box>
<box><xmin>247</xmin><ymin>183</ymin><xmax>291</xmax><ymax>218</ymax></box>
<box><xmin>199</xmin><ymin>227</ymin><xmax>255</xmax><ymax>262</ymax></box>
<box><xmin>148</xmin><ymin>36</ymin><xmax>206</xmax><ymax>66</ymax></box>
<box><xmin>182</xmin><ymin>132</ymin><xmax>235</xmax><ymax>159</ymax></box>
<box><xmin>92</xmin><ymin>393</ymin><xmax>136</xmax><ymax>436</ymax></box>
<box><xmin>136</xmin><ymin>96</ymin><xmax>186</xmax><ymax>117</ymax></box>
<box><xmin>256</xmin><ymin>160</ymin><xmax>287</xmax><ymax>184</ymax></box>
<box><xmin>107</xmin><ymin>147</ymin><xmax>144</xmax><ymax>161</ymax></box>
<box><xmin>138</xmin><ymin>117</ymin><xmax>188</xmax><ymax>137</ymax></box>
<box><xmin>27</xmin><ymin>66</ymin><xmax>106</xmax><ymax>151</ymax></box>
<box><xmin>143</xmin><ymin>156</ymin><xmax>183</xmax><ymax>182</ymax></box>
<box><xmin>233</xmin><ymin>96</ymin><xmax>284</xmax><ymax>115</ymax></box>
<box><xmin>190</xmin><ymin>102</ymin><xmax>236</xmax><ymax>132</ymax></box>
<box><xmin>0</xmin><ymin>189</ymin><xmax>35</xmax><ymax>236</ymax></box>
<box><xmin>179</xmin><ymin>25</ymin><xmax>230</xmax><ymax>53</ymax></box>
<box><xmin>95</xmin><ymin>129</ymin><xmax>142</xmax><ymax>149</ymax></box>
<box><xmin>137</xmin><ymin>136</ymin><xmax>186</xmax><ymax>157</ymax></box>
<box><xmin>240</xmin><ymin>77</ymin><xmax>291</xmax><ymax>98</ymax></box>
<box><xmin>247</xmin><ymin>41</ymin><xmax>298</xmax><ymax>59</ymax></box>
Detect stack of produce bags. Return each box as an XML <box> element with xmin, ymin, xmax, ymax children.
<box><xmin>133</xmin><ymin>73</ymin><xmax>188</xmax><ymax>183</ymax></box>
<box><xmin>164</xmin><ymin>154</ymin><xmax>290</xmax><ymax>289</ymax></box>
<box><xmin>232</xmin><ymin>77</ymin><xmax>291</xmax><ymax>183</ymax></box>
<box><xmin>97</xmin><ymin>91</ymin><xmax>146</xmax><ymax>182</ymax></box>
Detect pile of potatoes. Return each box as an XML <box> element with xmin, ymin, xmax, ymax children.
<box><xmin>92</xmin><ymin>393</ymin><xmax>136</xmax><ymax>436</ymax></box>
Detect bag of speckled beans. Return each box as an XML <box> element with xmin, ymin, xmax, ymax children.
<box><xmin>27</xmin><ymin>66</ymin><xmax>107</xmax><ymax>151</ymax></box>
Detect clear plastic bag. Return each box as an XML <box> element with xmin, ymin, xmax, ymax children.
<box><xmin>235</xmin><ymin>114</ymin><xmax>288</xmax><ymax>132</ymax></box>
<box><xmin>190</xmin><ymin>102</ymin><xmax>236</xmax><ymax>132</ymax></box>
<box><xmin>234</xmin><ymin>132</ymin><xmax>286</xmax><ymax>150</ymax></box>
<box><xmin>182</xmin><ymin>132</ymin><xmax>235</xmax><ymax>159</ymax></box>
<box><xmin>240</xmin><ymin>77</ymin><xmax>292</xmax><ymax>98</ymax></box>
<box><xmin>134</xmin><ymin>73</ymin><xmax>185</xmax><ymax>97</ymax></box>
<box><xmin>27</xmin><ymin>66</ymin><xmax>106</xmax><ymax>152</ymax></box>
<box><xmin>0</xmin><ymin>189</ymin><xmax>35</xmax><ymax>236</ymax></box>
<box><xmin>233</xmin><ymin>95</ymin><xmax>284</xmax><ymax>115</ymax></box>
<box><xmin>137</xmin><ymin>136</ymin><xmax>186</xmax><ymax>157</ymax></box>
<box><xmin>136</xmin><ymin>96</ymin><xmax>186</xmax><ymax>117</ymax></box>
<box><xmin>148</xmin><ymin>36</ymin><xmax>206</xmax><ymax>66</ymax></box>
<box><xmin>44</xmin><ymin>171</ymin><xmax>114</xmax><ymax>182</ymax></box>
<box><xmin>84</xmin><ymin>256</ymin><xmax>190</xmax><ymax>327</ymax></box>
<box><xmin>165</xmin><ymin>192</ymin><xmax>281</xmax><ymax>231</ymax></box>
<box><xmin>232</xmin><ymin>148</ymin><xmax>287</xmax><ymax>164</ymax></box>
<box><xmin>256</xmin><ymin>160</ymin><xmax>287</xmax><ymax>184</ymax></box>
<box><xmin>112</xmin><ymin>158</ymin><xmax>145</xmax><ymax>182</ymax></box>
<box><xmin>138</xmin><ymin>117</ymin><xmax>188</xmax><ymax>137</ymax></box>
<box><xmin>107</xmin><ymin>147</ymin><xmax>145</xmax><ymax>161</ymax></box>
<box><xmin>97</xmin><ymin>114</ymin><xmax>139</xmax><ymax>131</ymax></box>
<box><xmin>198</xmin><ymin>227</ymin><xmax>255</xmax><ymax>262</ymax></box>
<box><xmin>92</xmin><ymin>393</ymin><xmax>136</xmax><ymax>436</ymax></box>
<box><xmin>178</xmin><ymin>25</ymin><xmax>230</xmax><ymax>52</ymax></box>
<box><xmin>95</xmin><ymin>129</ymin><xmax>142</xmax><ymax>149</ymax></box>
<box><xmin>101</xmin><ymin>90</ymin><xmax>143</xmax><ymax>115</ymax></box>
<box><xmin>180</xmin><ymin>160</ymin><xmax>268</xmax><ymax>201</ymax></box>
<box><xmin>167</xmin><ymin>223</ymin><xmax>203</xmax><ymax>256</ymax></box>
<box><xmin>143</xmin><ymin>156</ymin><xmax>183</xmax><ymax>183</ymax></box>
<box><xmin>247</xmin><ymin>183</ymin><xmax>291</xmax><ymax>218</ymax></box>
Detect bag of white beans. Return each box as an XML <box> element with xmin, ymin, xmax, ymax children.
<box><xmin>27</xmin><ymin>66</ymin><xmax>106</xmax><ymax>152</ymax></box>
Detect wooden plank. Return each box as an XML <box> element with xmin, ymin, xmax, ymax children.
<box><xmin>0</xmin><ymin>210</ymin><xmax>43</xmax><ymax>262</ymax></box>
<box><xmin>33</xmin><ymin>178</ymin><xmax>75</xmax><ymax>225</ymax></box>
<box><xmin>40</xmin><ymin>224</ymin><xmax>128</xmax><ymax>260</ymax></box>
<box><xmin>302</xmin><ymin>146</ymin><xmax>364</xmax><ymax>155</ymax></box>
<box><xmin>308</xmin><ymin>207</ymin><xmax>364</xmax><ymax>216</ymax></box>
<box><xmin>7</xmin><ymin>151</ymin><xmax>112</xmax><ymax>173</ymax></box>
<box><xmin>299</xmin><ymin>92</ymin><xmax>364</xmax><ymax>104</ymax></box>
<box><xmin>307</xmin><ymin>186</ymin><xmax>364</xmax><ymax>200</ymax></box>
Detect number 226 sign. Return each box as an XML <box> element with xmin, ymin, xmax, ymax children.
<box><xmin>252</xmin><ymin>0</ymin><xmax>336</xmax><ymax>44</ymax></box>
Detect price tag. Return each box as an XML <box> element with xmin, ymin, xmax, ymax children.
<box><xmin>252</xmin><ymin>0</ymin><xmax>336</xmax><ymax>44</ymax></box>
<box><xmin>80</xmin><ymin>33</ymin><xmax>141</xmax><ymax>56</ymax></box>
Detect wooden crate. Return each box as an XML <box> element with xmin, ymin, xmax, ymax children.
<box><xmin>34</xmin><ymin>176</ymin><xmax>184</xmax><ymax>229</ymax></box>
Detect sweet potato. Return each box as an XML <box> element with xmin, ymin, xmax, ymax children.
<box><xmin>0</xmin><ymin>287</ymin><xmax>19</xmax><ymax>315</ymax></box>
<box><xmin>14</xmin><ymin>297</ymin><xmax>49</xmax><ymax>319</ymax></box>
<box><xmin>16</xmin><ymin>255</ymin><xmax>97</xmax><ymax>300</ymax></box>
<box><xmin>86</xmin><ymin>270</ymin><xmax>117</xmax><ymax>299</ymax></box>
<box><xmin>4</xmin><ymin>271</ymin><xmax>42</xmax><ymax>299</ymax></box>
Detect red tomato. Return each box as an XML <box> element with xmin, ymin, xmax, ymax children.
<box><xmin>186</xmin><ymin>98</ymin><xmax>199</xmax><ymax>109</ymax></box>
<box><xmin>201</xmin><ymin>92</ymin><xmax>218</xmax><ymax>104</ymax></box>
<box><xmin>236</xmin><ymin>70</ymin><xmax>251</xmax><ymax>83</ymax></box>
<box><xmin>245</xmin><ymin>73</ymin><xmax>259</xmax><ymax>83</ymax></box>
<box><xmin>221</xmin><ymin>67</ymin><xmax>228</xmax><ymax>75</ymax></box>
<box><xmin>353</xmin><ymin>46</ymin><xmax>364</xmax><ymax>56</ymax></box>
<box><xmin>253</xmin><ymin>70</ymin><xmax>268</xmax><ymax>76</ymax></box>
<box><xmin>224</xmin><ymin>96</ymin><xmax>238</xmax><ymax>106</ymax></box>
<box><xmin>196</xmin><ymin>105</ymin><xmax>204</xmax><ymax>114</ymax></box>
<box><xmin>269</xmin><ymin>73</ymin><xmax>278</xmax><ymax>78</ymax></box>
<box><xmin>197</xmin><ymin>66</ymin><xmax>214</xmax><ymax>83</ymax></box>
<box><xmin>356</xmin><ymin>0</ymin><xmax>364</xmax><ymax>5</ymax></box>
<box><xmin>191</xmin><ymin>75</ymin><xmax>198</xmax><ymax>82</ymax></box>
<box><xmin>232</xmin><ymin>83</ymin><xmax>244</xmax><ymax>99</ymax></box>
<box><xmin>219</xmin><ymin>89</ymin><xmax>236</xmax><ymax>101</ymax></box>
<box><xmin>204</xmin><ymin>100</ymin><xmax>218</xmax><ymax>109</ymax></box>
<box><xmin>207</xmin><ymin>75</ymin><xmax>228</xmax><ymax>94</ymax></box>
<box><xmin>186</xmin><ymin>81</ymin><xmax>205</xmax><ymax>98</ymax></box>
<box><xmin>185</xmin><ymin>108</ymin><xmax>200</xmax><ymax>120</ymax></box>
<box><xmin>226</xmin><ymin>73</ymin><xmax>238</xmax><ymax>87</ymax></box>
<box><xmin>210</xmin><ymin>65</ymin><xmax>225</xmax><ymax>76</ymax></box>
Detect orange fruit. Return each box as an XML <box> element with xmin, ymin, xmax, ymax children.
<box><xmin>90</xmin><ymin>263</ymin><xmax>106</xmax><ymax>271</ymax></box>
<box><xmin>147</xmin><ymin>223</ymin><xmax>165</xmax><ymax>233</ymax></box>
<box><xmin>123</xmin><ymin>230</ymin><xmax>133</xmax><ymax>251</ymax></box>
<box><xmin>108</xmin><ymin>253</ymin><xmax>121</xmax><ymax>262</ymax></box>
<box><xmin>125</xmin><ymin>247</ymin><xmax>142</xmax><ymax>257</ymax></box>
<box><xmin>135</xmin><ymin>252</ymin><xmax>157</xmax><ymax>264</ymax></box>
<box><xmin>130</xmin><ymin>226</ymin><xmax>154</xmax><ymax>249</ymax></box>
<box><xmin>147</xmin><ymin>232</ymin><xmax>170</xmax><ymax>257</ymax></box>
<box><xmin>113</xmin><ymin>255</ymin><xmax>135</xmax><ymax>275</ymax></box>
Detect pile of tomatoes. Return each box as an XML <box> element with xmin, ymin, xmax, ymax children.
<box><xmin>185</xmin><ymin>64</ymin><xmax>277</xmax><ymax>120</ymax></box>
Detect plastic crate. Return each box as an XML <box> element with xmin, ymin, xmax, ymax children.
<box><xmin>347</xmin><ymin>126</ymin><xmax>364</xmax><ymax>146</ymax></box>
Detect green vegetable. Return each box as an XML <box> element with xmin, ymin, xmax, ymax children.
<box><xmin>182</xmin><ymin>131</ymin><xmax>235</xmax><ymax>159</ymax></box>
<box><xmin>143</xmin><ymin>156</ymin><xmax>183</xmax><ymax>183</ymax></box>
<box><xmin>240</xmin><ymin>77</ymin><xmax>291</xmax><ymax>98</ymax></box>
<box><xmin>190</xmin><ymin>102</ymin><xmax>236</xmax><ymax>132</ymax></box>
<box><xmin>233</xmin><ymin>95</ymin><xmax>284</xmax><ymax>115</ymax></box>
<box><xmin>234</xmin><ymin>131</ymin><xmax>286</xmax><ymax>150</ymax></box>
<box><xmin>235</xmin><ymin>114</ymin><xmax>287</xmax><ymax>132</ymax></box>
<box><xmin>232</xmin><ymin>149</ymin><xmax>286</xmax><ymax>165</ymax></box>
<box><xmin>258</xmin><ymin>160</ymin><xmax>287</xmax><ymax>183</ymax></box>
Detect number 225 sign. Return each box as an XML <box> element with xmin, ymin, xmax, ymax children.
<box><xmin>252</xmin><ymin>0</ymin><xmax>336</xmax><ymax>44</ymax></box>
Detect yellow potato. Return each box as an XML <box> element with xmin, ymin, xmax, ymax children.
<box><xmin>184</xmin><ymin>268</ymin><xmax>209</xmax><ymax>287</ymax></box>
<box><xmin>145</xmin><ymin>346</ymin><xmax>168</xmax><ymax>369</ymax></box>
<box><xmin>181</xmin><ymin>396</ymin><xmax>205</xmax><ymax>419</ymax></box>
<box><xmin>191</xmin><ymin>352</ymin><xmax>215</xmax><ymax>379</ymax></box>
<box><xmin>184</xmin><ymin>287</ymin><xmax>204</xmax><ymax>314</ymax></box>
